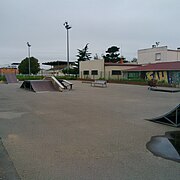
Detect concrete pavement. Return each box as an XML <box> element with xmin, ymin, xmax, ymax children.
<box><xmin>0</xmin><ymin>81</ymin><xmax>179</xmax><ymax>180</ymax></box>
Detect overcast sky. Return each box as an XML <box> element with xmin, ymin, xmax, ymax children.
<box><xmin>1</xmin><ymin>0</ymin><xmax>180</xmax><ymax>67</ymax></box>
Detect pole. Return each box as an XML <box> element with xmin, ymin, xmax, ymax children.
<box><xmin>28</xmin><ymin>46</ymin><xmax>31</xmax><ymax>75</ymax></box>
<box><xmin>63</xmin><ymin>22</ymin><xmax>71</xmax><ymax>76</ymax></box>
<box><xmin>27</xmin><ymin>42</ymin><xmax>31</xmax><ymax>75</ymax></box>
<box><xmin>67</xmin><ymin>28</ymin><xmax>69</xmax><ymax>74</ymax></box>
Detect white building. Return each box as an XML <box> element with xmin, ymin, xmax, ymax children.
<box><xmin>138</xmin><ymin>46</ymin><xmax>180</xmax><ymax>64</ymax></box>
<box><xmin>79</xmin><ymin>59</ymin><xmax>140</xmax><ymax>80</ymax></box>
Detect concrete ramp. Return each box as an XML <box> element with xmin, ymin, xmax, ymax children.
<box><xmin>149</xmin><ymin>87</ymin><xmax>180</xmax><ymax>93</ymax></box>
<box><xmin>147</xmin><ymin>104</ymin><xmax>180</xmax><ymax>127</ymax></box>
<box><xmin>20</xmin><ymin>80</ymin><xmax>58</xmax><ymax>92</ymax></box>
<box><xmin>44</xmin><ymin>76</ymin><xmax>73</xmax><ymax>90</ymax></box>
<box><xmin>51</xmin><ymin>76</ymin><xmax>65</xmax><ymax>91</ymax></box>
<box><xmin>4</xmin><ymin>74</ymin><xmax>18</xmax><ymax>83</ymax></box>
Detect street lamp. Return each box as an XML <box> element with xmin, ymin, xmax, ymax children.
<box><xmin>27</xmin><ymin>42</ymin><xmax>31</xmax><ymax>75</ymax></box>
<box><xmin>63</xmin><ymin>21</ymin><xmax>72</xmax><ymax>75</ymax></box>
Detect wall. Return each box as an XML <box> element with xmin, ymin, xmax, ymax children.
<box><xmin>167</xmin><ymin>50</ymin><xmax>180</xmax><ymax>61</ymax></box>
<box><xmin>80</xmin><ymin>60</ymin><xmax>141</xmax><ymax>80</ymax></box>
<box><xmin>146</xmin><ymin>71</ymin><xmax>168</xmax><ymax>83</ymax></box>
<box><xmin>138</xmin><ymin>46</ymin><xmax>168</xmax><ymax>64</ymax></box>
<box><xmin>105</xmin><ymin>65</ymin><xmax>137</xmax><ymax>80</ymax></box>
<box><xmin>145</xmin><ymin>71</ymin><xmax>180</xmax><ymax>85</ymax></box>
<box><xmin>79</xmin><ymin>59</ymin><xmax>104</xmax><ymax>79</ymax></box>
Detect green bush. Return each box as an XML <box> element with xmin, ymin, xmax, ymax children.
<box><xmin>0</xmin><ymin>76</ymin><xmax>6</xmax><ymax>81</ymax></box>
<box><xmin>55</xmin><ymin>75</ymin><xmax>77</xmax><ymax>80</ymax></box>
<box><xmin>16</xmin><ymin>75</ymin><xmax>44</xmax><ymax>81</ymax></box>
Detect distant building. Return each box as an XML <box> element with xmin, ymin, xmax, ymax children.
<box><xmin>79</xmin><ymin>59</ymin><xmax>140</xmax><ymax>80</ymax></box>
<box><xmin>138</xmin><ymin>46</ymin><xmax>180</xmax><ymax>64</ymax></box>
<box><xmin>0</xmin><ymin>67</ymin><xmax>19</xmax><ymax>75</ymax></box>
<box><xmin>11</xmin><ymin>63</ymin><xmax>20</xmax><ymax>69</ymax></box>
<box><xmin>42</xmin><ymin>60</ymin><xmax>74</xmax><ymax>76</ymax></box>
<box><xmin>125</xmin><ymin>61</ymin><xmax>180</xmax><ymax>86</ymax></box>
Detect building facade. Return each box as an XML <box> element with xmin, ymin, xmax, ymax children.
<box><xmin>126</xmin><ymin>61</ymin><xmax>180</xmax><ymax>86</ymax></box>
<box><xmin>138</xmin><ymin>46</ymin><xmax>180</xmax><ymax>64</ymax></box>
<box><xmin>79</xmin><ymin>59</ymin><xmax>105</xmax><ymax>79</ymax></box>
<box><xmin>0</xmin><ymin>67</ymin><xmax>19</xmax><ymax>75</ymax></box>
<box><xmin>79</xmin><ymin>59</ymin><xmax>140</xmax><ymax>80</ymax></box>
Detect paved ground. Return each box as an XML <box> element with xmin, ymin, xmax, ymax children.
<box><xmin>0</xmin><ymin>81</ymin><xmax>180</xmax><ymax>180</ymax></box>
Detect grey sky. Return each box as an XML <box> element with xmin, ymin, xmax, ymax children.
<box><xmin>0</xmin><ymin>0</ymin><xmax>180</xmax><ymax>67</ymax></box>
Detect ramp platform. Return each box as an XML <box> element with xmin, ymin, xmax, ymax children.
<box><xmin>146</xmin><ymin>104</ymin><xmax>180</xmax><ymax>127</ymax></box>
<box><xmin>149</xmin><ymin>87</ymin><xmax>180</xmax><ymax>93</ymax></box>
<box><xmin>20</xmin><ymin>80</ymin><xmax>58</xmax><ymax>92</ymax></box>
<box><xmin>4</xmin><ymin>74</ymin><xmax>18</xmax><ymax>83</ymax></box>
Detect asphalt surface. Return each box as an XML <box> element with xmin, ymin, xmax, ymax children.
<box><xmin>0</xmin><ymin>81</ymin><xmax>180</xmax><ymax>180</ymax></box>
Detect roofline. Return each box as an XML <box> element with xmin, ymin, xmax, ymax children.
<box><xmin>42</xmin><ymin>60</ymin><xmax>74</xmax><ymax>65</ymax></box>
<box><xmin>126</xmin><ymin>69</ymin><xmax>180</xmax><ymax>72</ymax></box>
<box><xmin>167</xmin><ymin>49</ymin><xmax>180</xmax><ymax>52</ymax></box>
<box><xmin>138</xmin><ymin>46</ymin><xmax>168</xmax><ymax>51</ymax></box>
<box><xmin>105</xmin><ymin>63</ymin><xmax>141</xmax><ymax>67</ymax></box>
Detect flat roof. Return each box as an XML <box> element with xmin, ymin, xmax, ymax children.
<box><xmin>42</xmin><ymin>61</ymin><xmax>74</xmax><ymax>66</ymax></box>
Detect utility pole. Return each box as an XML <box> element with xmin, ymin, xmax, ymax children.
<box><xmin>27</xmin><ymin>42</ymin><xmax>31</xmax><ymax>75</ymax></box>
<box><xmin>63</xmin><ymin>22</ymin><xmax>72</xmax><ymax>75</ymax></box>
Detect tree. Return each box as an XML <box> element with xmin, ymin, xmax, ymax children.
<box><xmin>103</xmin><ymin>46</ymin><xmax>120</xmax><ymax>63</ymax></box>
<box><xmin>18</xmin><ymin>57</ymin><xmax>40</xmax><ymax>74</ymax></box>
<box><xmin>76</xmin><ymin>43</ymin><xmax>91</xmax><ymax>61</ymax></box>
<box><xmin>72</xmin><ymin>43</ymin><xmax>92</xmax><ymax>74</ymax></box>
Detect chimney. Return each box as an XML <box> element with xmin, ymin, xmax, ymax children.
<box><xmin>119</xmin><ymin>56</ymin><xmax>124</xmax><ymax>64</ymax></box>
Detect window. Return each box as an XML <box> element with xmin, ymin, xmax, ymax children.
<box><xmin>128</xmin><ymin>72</ymin><xmax>140</xmax><ymax>79</ymax></box>
<box><xmin>91</xmin><ymin>70</ymin><xmax>98</xmax><ymax>75</ymax></box>
<box><xmin>155</xmin><ymin>53</ymin><xmax>161</xmax><ymax>61</ymax></box>
<box><xmin>112</xmin><ymin>70</ymin><xmax>122</xmax><ymax>75</ymax></box>
<box><xmin>83</xmin><ymin>70</ymin><xmax>89</xmax><ymax>75</ymax></box>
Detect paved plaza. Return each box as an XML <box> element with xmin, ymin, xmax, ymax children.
<box><xmin>0</xmin><ymin>81</ymin><xmax>180</xmax><ymax>180</ymax></box>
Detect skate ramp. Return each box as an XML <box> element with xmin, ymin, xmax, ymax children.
<box><xmin>20</xmin><ymin>80</ymin><xmax>58</xmax><ymax>92</ymax></box>
<box><xmin>147</xmin><ymin>104</ymin><xmax>180</xmax><ymax>127</ymax></box>
<box><xmin>149</xmin><ymin>87</ymin><xmax>180</xmax><ymax>93</ymax></box>
<box><xmin>4</xmin><ymin>74</ymin><xmax>18</xmax><ymax>83</ymax></box>
<box><xmin>146</xmin><ymin>131</ymin><xmax>180</xmax><ymax>163</ymax></box>
<box><xmin>44</xmin><ymin>76</ymin><xmax>73</xmax><ymax>90</ymax></box>
<box><xmin>51</xmin><ymin>76</ymin><xmax>65</xmax><ymax>91</ymax></box>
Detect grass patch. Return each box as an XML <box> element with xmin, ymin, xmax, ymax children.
<box><xmin>0</xmin><ymin>76</ymin><xmax>6</xmax><ymax>81</ymax></box>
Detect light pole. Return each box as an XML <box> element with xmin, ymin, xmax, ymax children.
<box><xmin>27</xmin><ymin>42</ymin><xmax>31</xmax><ymax>75</ymax></box>
<box><xmin>63</xmin><ymin>21</ymin><xmax>71</xmax><ymax>75</ymax></box>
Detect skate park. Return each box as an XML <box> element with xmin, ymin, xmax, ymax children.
<box><xmin>0</xmin><ymin>80</ymin><xmax>180</xmax><ymax>179</ymax></box>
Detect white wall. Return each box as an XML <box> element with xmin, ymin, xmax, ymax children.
<box><xmin>80</xmin><ymin>59</ymin><xmax>139</xmax><ymax>80</ymax></box>
<box><xmin>105</xmin><ymin>65</ymin><xmax>139</xmax><ymax>80</ymax></box>
<box><xmin>79</xmin><ymin>59</ymin><xmax>104</xmax><ymax>79</ymax></box>
<box><xmin>138</xmin><ymin>46</ymin><xmax>180</xmax><ymax>64</ymax></box>
<box><xmin>138</xmin><ymin>46</ymin><xmax>168</xmax><ymax>64</ymax></box>
<box><xmin>167</xmin><ymin>50</ymin><xmax>180</xmax><ymax>61</ymax></box>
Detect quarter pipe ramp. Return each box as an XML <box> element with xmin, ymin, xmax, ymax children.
<box><xmin>4</xmin><ymin>74</ymin><xmax>18</xmax><ymax>83</ymax></box>
<box><xmin>147</xmin><ymin>104</ymin><xmax>180</xmax><ymax>127</ymax></box>
<box><xmin>20</xmin><ymin>80</ymin><xmax>58</xmax><ymax>92</ymax></box>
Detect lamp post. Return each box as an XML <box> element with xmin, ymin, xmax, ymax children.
<box><xmin>27</xmin><ymin>42</ymin><xmax>31</xmax><ymax>75</ymax></box>
<box><xmin>63</xmin><ymin>21</ymin><xmax>71</xmax><ymax>75</ymax></box>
